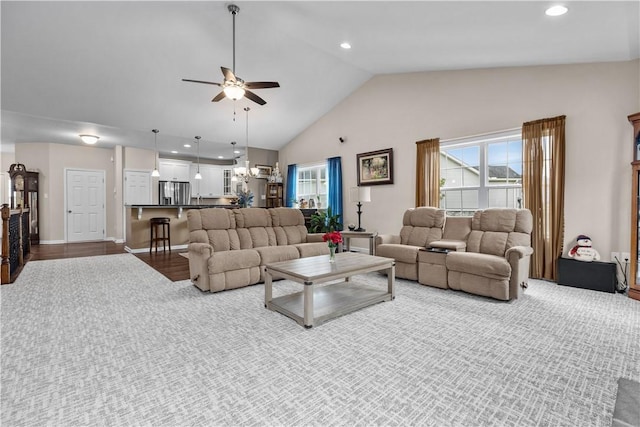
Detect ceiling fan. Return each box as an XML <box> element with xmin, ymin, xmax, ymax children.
<box><xmin>182</xmin><ymin>4</ymin><xmax>280</xmax><ymax>106</ymax></box>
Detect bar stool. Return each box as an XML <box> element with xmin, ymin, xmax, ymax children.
<box><xmin>149</xmin><ymin>217</ymin><xmax>171</xmax><ymax>253</ymax></box>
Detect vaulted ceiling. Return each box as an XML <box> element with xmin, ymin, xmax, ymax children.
<box><xmin>2</xmin><ymin>1</ymin><xmax>638</xmax><ymax>160</ymax></box>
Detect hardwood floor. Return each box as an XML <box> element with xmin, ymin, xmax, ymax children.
<box><xmin>29</xmin><ymin>242</ymin><xmax>190</xmax><ymax>282</ymax></box>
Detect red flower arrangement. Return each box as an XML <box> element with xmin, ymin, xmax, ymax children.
<box><xmin>322</xmin><ymin>231</ymin><xmax>343</xmax><ymax>247</ymax></box>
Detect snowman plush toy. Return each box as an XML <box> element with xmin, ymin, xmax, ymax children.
<box><xmin>568</xmin><ymin>234</ymin><xmax>601</xmax><ymax>262</ymax></box>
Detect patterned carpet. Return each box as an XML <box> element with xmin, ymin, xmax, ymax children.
<box><xmin>1</xmin><ymin>254</ymin><xmax>638</xmax><ymax>426</ymax></box>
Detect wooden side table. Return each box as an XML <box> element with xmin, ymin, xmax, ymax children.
<box><xmin>341</xmin><ymin>231</ymin><xmax>378</xmax><ymax>255</ymax></box>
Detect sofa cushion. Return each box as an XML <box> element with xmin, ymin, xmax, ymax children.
<box><xmin>255</xmin><ymin>245</ymin><xmax>300</xmax><ymax>265</ymax></box>
<box><xmin>188</xmin><ymin>208</ymin><xmax>232</xmax><ymax>231</ymax></box>
<box><xmin>187</xmin><ymin>209</ymin><xmax>240</xmax><ymax>250</ymax></box>
<box><xmin>232</xmin><ymin>208</ymin><xmax>277</xmax><ymax>249</ymax></box>
<box><xmin>206</xmin><ymin>229</ymin><xmax>241</xmax><ymax>252</ymax></box>
<box><xmin>269</xmin><ymin>208</ymin><xmax>309</xmax><ymax>245</ymax></box>
<box><xmin>237</xmin><ymin>227</ymin><xmax>277</xmax><ymax>249</ymax></box>
<box><xmin>269</xmin><ymin>208</ymin><xmax>304</xmax><ymax>226</ymax></box>
<box><xmin>442</xmin><ymin>216</ymin><xmax>472</xmax><ymax>241</ymax></box>
<box><xmin>208</xmin><ymin>249</ymin><xmax>261</xmax><ymax>274</ymax></box>
<box><xmin>446</xmin><ymin>252</ymin><xmax>512</xmax><ymax>280</ymax></box>
<box><xmin>376</xmin><ymin>243</ymin><xmax>422</xmax><ymax>264</ymax></box>
<box><xmin>294</xmin><ymin>242</ymin><xmax>330</xmax><ymax>258</ymax></box>
<box><xmin>234</xmin><ymin>208</ymin><xmax>272</xmax><ymax>228</ymax></box>
<box><xmin>466</xmin><ymin>209</ymin><xmax>533</xmax><ymax>257</ymax></box>
<box><xmin>399</xmin><ymin>207</ymin><xmax>445</xmax><ymax>247</ymax></box>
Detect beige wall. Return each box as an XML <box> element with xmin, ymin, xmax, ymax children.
<box><xmin>246</xmin><ymin>147</ymin><xmax>279</xmax><ymax>207</ymax></box>
<box><xmin>280</xmin><ymin>60</ymin><xmax>640</xmax><ymax>259</ymax></box>
<box><xmin>0</xmin><ymin>151</ymin><xmax>16</xmax><ymax>205</ymax></box>
<box><xmin>10</xmin><ymin>142</ymin><xmax>280</xmax><ymax>242</ymax></box>
<box><xmin>16</xmin><ymin>143</ymin><xmax>117</xmax><ymax>243</ymax></box>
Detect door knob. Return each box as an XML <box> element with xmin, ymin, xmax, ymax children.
<box><xmin>68</xmin><ymin>210</ymin><xmax>72</xmax><ymax>213</ymax></box>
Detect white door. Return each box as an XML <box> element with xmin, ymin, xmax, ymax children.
<box><xmin>124</xmin><ymin>170</ymin><xmax>151</xmax><ymax>205</ymax></box>
<box><xmin>66</xmin><ymin>169</ymin><xmax>105</xmax><ymax>242</ymax></box>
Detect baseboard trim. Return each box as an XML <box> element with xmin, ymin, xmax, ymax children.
<box><xmin>125</xmin><ymin>244</ymin><xmax>188</xmax><ymax>254</ymax></box>
<box><xmin>39</xmin><ymin>240</ymin><xmax>67</xmax><ymax>245</ymax></box>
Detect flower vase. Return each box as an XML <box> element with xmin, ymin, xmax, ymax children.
<box><xmin>329</xmin><ymin>245</ymin><xmax>336</xmax><ymax>263</ymax></box>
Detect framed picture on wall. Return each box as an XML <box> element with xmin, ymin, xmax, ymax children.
<box><xmin>357</xmin><ymin>148</ymin><xmax>394</xmax><ymax>186</ymax></box>
<box><xmin>255</xmin><ymin>164</ymin><xmax>272</xmax><ymax>179</ymax></box>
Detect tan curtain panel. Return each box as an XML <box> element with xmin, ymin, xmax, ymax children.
<box><xmin>415</xmin><ymin>138</ymin><xmax>441</xmax><ymax>207</ymax></box>
<box><xmin>522</xmin><ymin>115</ymin><xmax>566</xmax><ymax>281</ymax></box>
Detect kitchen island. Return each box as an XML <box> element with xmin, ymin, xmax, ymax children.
<box><xmin>125</xmin><ymin>204</ymin><xmax>236</xmax><ymax>253</ymax></box>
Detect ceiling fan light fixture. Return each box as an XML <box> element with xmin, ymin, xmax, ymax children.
<box><xmin>223</xmin><ymin>85</ymin><xmax>246</xmax><ymax>100</ymax></box>
<box><xmin>79</xmin><ymin>134</ymin><xmax>99</xmax><ymax>145</ymax></box>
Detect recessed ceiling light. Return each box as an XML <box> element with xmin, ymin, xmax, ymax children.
<box><xmin>234</xmin><ymin>150</ymin><xmax>240</xmax><ymax>154</ymax></box>
<box><xmin>171</xmin><ymin>150</ymin><xmax>178</xmax><ymax>154</ymax></box>
<box><xmin>218</xmin><ymin>155</ymin><xmax>224</xmax><ymax>159</ymax></box>
<box><xmin>340</xmin><ymin>42</ymin><xmax>351</xmax><ymax>49</ymax></box>
<box><xmin>545</xmin><ymin>5</ymin><xmax>568</xmax><ymax>16</ymax></box>
<box><xmin>79</xmin><ymin>134</ymin><xmax>99</xmax><ymax>144</ymax></box>
<box><xmin>183</xmin><ymin>144</ymin><xmax>191</xmax><ymax>148</ymax></box>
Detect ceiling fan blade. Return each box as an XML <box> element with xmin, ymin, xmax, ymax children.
<box><xmin>244</xmin><ymin>81</ymin><xmax>280</xmax><ymax>89</ymax></box>
<box><xmin>211</xmin><ymin>91</ymin><xmax>226</xmax><ymax>102</ymax></box>
<box><xmin>221</xmin><ymin>67</ymin><xmax>236</xmax><ymax>82</ymax></box>
<box><xmin>244</xmin><ymin>90</ymin><xmax>267</xmax><ymax>105</ymax></box>
<box><xmin>182</xmin><ymin>79</ymin><xmax>221</xmax><ymax>86</ymax></box>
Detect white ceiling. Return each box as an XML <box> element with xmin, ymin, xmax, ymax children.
<box><xmin>2</xmin><ymin>1</ymin><xmax>639</xmax><ymax>160</ymax></box>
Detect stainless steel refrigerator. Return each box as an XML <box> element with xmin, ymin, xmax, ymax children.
<box><xmin>158</xmin><ymin>181</ymin><xmax>191</xmax><ymax>205</ymax></box>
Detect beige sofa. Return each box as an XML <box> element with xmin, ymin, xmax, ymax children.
<box><xmin>376</xmin><ymin>207</ymin><xmax>533</xmax><ymax>301</ymax></box>
<box><xmin>187</xmin><ymin>207</ymin><xmax>328</xmax><ymax>292</ymax></box>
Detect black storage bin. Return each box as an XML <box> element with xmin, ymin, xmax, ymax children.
<box><xmin>557</xmin><ymin>257</ymin><xmax>616</xmax><ymax>293</ymax></box>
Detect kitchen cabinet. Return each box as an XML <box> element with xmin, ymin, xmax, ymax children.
<box><xmin>158</xmin><ymin>160</ymin><xmax>191</xmax><ymax>182</ymax></box>
<box><xmin>223</xmin><ymin>168</ymin><xmax>233</xmax><ymax>195</ymax></box>
<box><xmin>191</xmin><ymin>164</ymin><xmax>224</xmax><ymax>198</ymax></box>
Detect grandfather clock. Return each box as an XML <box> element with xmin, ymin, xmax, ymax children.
<box><xmin>8</xmin><ymin>164</ymin><xmax>39</xmax><ymax>244</ymax></box>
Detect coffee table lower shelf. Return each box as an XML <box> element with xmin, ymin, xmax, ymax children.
<box><xmin>267</xmin><ymin>281</ymin><xmax>392</xmax><ymax>328</ymax></box>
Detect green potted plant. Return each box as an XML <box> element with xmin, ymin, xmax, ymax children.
<box><xmin>310</xmin><ymin>206</ymin><xmax>343</xmax><ymax>233</ymax></box>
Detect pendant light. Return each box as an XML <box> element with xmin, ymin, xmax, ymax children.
<box><xmin>194</xmin><ymin>136</ymin><xmax>202</xmax><ymax>180</ymax></box>
<box><xmin>151</xmin><ymin>129</ymin><xmax>160</xmax><ymax>177</ymax></box>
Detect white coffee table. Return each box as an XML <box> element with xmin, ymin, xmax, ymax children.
<box><xmin>264</xmin><ymin>252</ymin><xmax>395</xmax><ymax>328</ymax></box>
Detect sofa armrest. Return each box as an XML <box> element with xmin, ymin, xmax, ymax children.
<box><xmin>189</xmin><ymin>242</ymin><xmax>213</xmax><ymax>256</ymax></box>
<box><xmin>505</xmin><ymin>246</ymin><xmax>533</xmax><ymax>299</ymax></box>
<box><xmin>375</xmin><ymin>234</ymin><xmax>401</xmax><ymax>246</ymax></box>
<box><xmin>505</xmin><ymin>246</ymin><xmax>533</xmax><ymax>260</ymax></box>
<box><xmin>188</xmin><ymin>242</ymin><xmax>213</xmax><ymax>291</ymax></box>
<box><xmin>429</xmin><ymin>239</ymin><xmax>467</xmax><ymax>252</ymax></box>
<box><xmin>306</xmin><ymin>233</ymin><xmax>324</xmax><ymax>243</ymax></box>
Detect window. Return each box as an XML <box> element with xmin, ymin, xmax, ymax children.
<box><xmin>440</xmin><ymin>131</ymin><xmax>522</xmax><ymax>216</ymax></box>
<box><xmin>296</xmin><ymin>163</ymin><xmax>327</xmax><ymax>208</ymax></box>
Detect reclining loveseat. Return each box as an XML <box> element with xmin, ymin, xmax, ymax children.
<box><xmin>376</xmin><ymin>207</ymin><xmax>533</xmax><ymax>301</ymax></box>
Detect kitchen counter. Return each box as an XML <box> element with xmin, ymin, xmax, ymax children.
<box><xmin>125</xmin><ymin>205</ymin><xmax>237</xmax><ymax>253</ymax></box>
<box><xmin>126</xmin><ymin>204</ymin><xmax>237</xmax><ymax>220</ymax></box>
